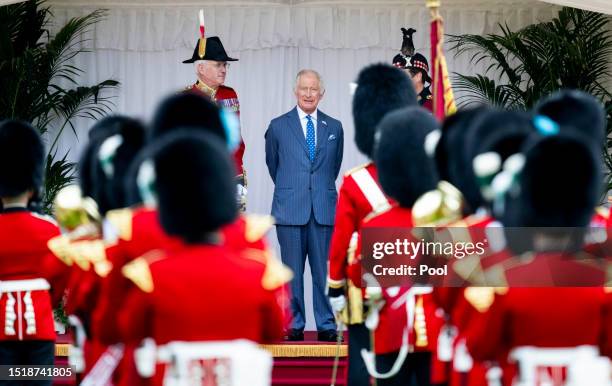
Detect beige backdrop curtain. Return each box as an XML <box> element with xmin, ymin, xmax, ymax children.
<box><xmin>44</xmin><ymin>0</ymin><xmax>558</xmax><ymax>330</ymax></box>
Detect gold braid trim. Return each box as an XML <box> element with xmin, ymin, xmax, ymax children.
<box><xmin>244</xmin><ymin>214</ymin><xmax>275</xmax><ymax>243</ymax></box>
<box><xmin>195</xmin><ymin>80</ymin><xmax>217</xmax><ymax>99</ymax></box>
<box><xmin>106</xmin><ymin>208</ymin><xmax>134</xmax><ymax>241</ymax></box>
<box><xmin>259</xmin><ymin>344</ymin><xmax>347</xmax><ymax>357</ymax></box>
<box><xmin>55</xmin><ymin>344</ymin><xmax>70</xmax><ymax>357</ymax></box>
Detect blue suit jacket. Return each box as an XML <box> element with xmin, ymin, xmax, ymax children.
<box><xmin>265</xmin><ymin>107</ymin><xmax>344</xmax><ymax>226</ymax></box>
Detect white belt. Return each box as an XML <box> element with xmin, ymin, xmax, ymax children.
<box><xmin>135</xmin><ymin>338</ymin><xmax>273</xmax><ymax>386</ymax></box>
<box><xmin>1</xmin><ymin>278</ymin><xmax>50</xmax><ymax>338</ymax></box>
<box><xmin>0</xmin><ymin>278</ymin><xmax>50</xmax><ymax>293</ymax></box>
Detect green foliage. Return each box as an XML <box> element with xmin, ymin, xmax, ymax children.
<box><xmin>0</xmin><ymin>0</ymin><xmax>118</xmax><ymax>214</ymax></box>
<box><xmin>449</xmin><ymin>6</ymin><xmax>612</xmax><ymax>189</ymax></box>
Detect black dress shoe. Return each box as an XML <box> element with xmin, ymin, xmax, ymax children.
<box><xmin>317</xmin><ymin>329</ymin><xmax>341</xmax><ymax>342</ymax></box>
<box><xmin>285</xmin><ymin>329</ymin><xmax>304</xmax><ymax>341</ymax></box>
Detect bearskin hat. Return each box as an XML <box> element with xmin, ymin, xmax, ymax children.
<box><xmin>80</xmin><ymin>116</ymin><xmax>134</xmax><ymax>202</ymax></box>
<box><xmin>435</xmin><ymin>107</ymin><xmax>488</xmax><ymax>183</ymax></box>
<box><xmin>0</xmin><ymin>120</ymin><xmax>45</xmax><ymax>197</ymax></box>
<box><xmin>434</xmin><ymin>106</ymin><xmax>492</xmax><ymax>215</ymax></box>
<box><xmin>533</xmin><ymin>89</ymin><xmax>606</xmax><ymax>146</ymax></box>
<box><xmin>505</xmin><ymin>131</ymin><xmax>601</xmax><ymax>228</ymax></box>
<box><xmin>374</xmin><ymin>106</ymin><xmax>439</xmax><ymax>208</ymax></box>
<box><xmin>151</xmin><ymin>93</ymin><xmax>227</xmax><ymax>142</ymax></box>
<box><xmin>352</xmin><ymin>63</ymin><xmax>416</xmax><ymax>158</ymax></box>
<box><xmin>459</xmin><ymin>109</ymin><xmax>533</xmax><ymax>212</ymax></box>
<box><xmin>149</xmin><ymin>130</ymin><xmax>237</xmax><ymax>242</ymax></box>
<box><xmin>88</xmin><ymin>116</ymin><xmax>146</xmax><ymax>214</ymax></box>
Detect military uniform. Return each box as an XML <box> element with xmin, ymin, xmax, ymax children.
<box><xmin>355</xmin><ymin>206</ymin><xmax>443</xmax><ymax>386</ymax></box>
<box><xmin>327</xmin><ymin>162</ymin><xmax>391</xmax><ymax>313</ymax></box>
<box><xmin>327</xmin><ymin>162</ymin><xmax>391</xmax><ymax>386</ymax></box>
<box><xmin>187</xmin><ymin>82</ymin><xmax>245</xmax><ymax>179</ymax></box>
<box><xmin>466</xmin><ymin>287</ymin><xmax>611</xmax><ymax>386</ymax></box>
<box><xmin>118</xmin><ymin>243</ymin><xmax>284</xmax><ymax>386</ymax></box>
<box><xmin>0</xmin><ymin>207</ymin><xmax>68</xmax><ymax>386</ymax></box>
<box><xmin>329</xmin><ymin>62</ymin><xmax>419</xmax><ymax>381</ymax></box>
<box><xmin>182</xmin><ymin>34</ymin><xmax>245</xmax><ymax>187</ymax></box>
<box><xmin>349</xmin><ymin>107</ymin><xmax>441</xmax><ymax>386</ymax></box>
<box><xmin>0</xmin><ymin>208</ymin><xmax>66</xmax><ymax>341</ymax></box>
<box><xmin>0</xmin><ymin>121</ymin><xmax>70</xmax><ymax>383</ymax></box>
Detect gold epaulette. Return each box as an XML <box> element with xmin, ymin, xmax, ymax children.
<box><xmin>344</xmin><ymin>162</ymin><xmax>371</xmax><ymax>178</ymax></box>
<box><xmin>453</xmin><ymin>255</ymin><xmax>485</xmax><ymax>284</ymax></box>
<box><xmin>121</xmin><ymin>250</ymin><xmax>164</xmax><ymax>293</ymax></box>
<box><xmin>47</xmin><ymin>235</ymin><xmax>74</xmax><ymax>266</ymax></box>
<box><xmin>244</xmin><ymin>214</ymin><xmax>275</xmax><ymax>243</ymax></box>
<box><xmin>86</xmin><ymin>239</ymin><xmax>113</xmax><ymax>278</ymax></box>
<box><xmin>106</xmin><ymin>208</ymin><xmax>134</xmax><ymax>241</ymax></box>
<box><xmin>71</xmin><ymin>239</ymin><xmax>111</xmax><ymax>276</ymax></box>
<box><xmin>464</xmin><ymin>287</ymin><xmax>496</xmax><ymax>313</ymax></box>
<box><xmin>262</xmin><ymin>253</ymin><xmax>293</xmax><ymax>290</ymax></box>
<box><xmin>242</xmin><ymin>249</ymin><xmax>293</xmax><ymax>291</ymax></box>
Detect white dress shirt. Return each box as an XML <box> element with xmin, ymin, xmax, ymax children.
<box><xmin>297</xmin><ymin>106</ymin><xmax>318</xmax><ymax>144</ymax></box>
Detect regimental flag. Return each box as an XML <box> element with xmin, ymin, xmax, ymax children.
<box><xmin>426</xmin><ymin>0</ymin><xmax>457</xmax><ymax>120</ymax></box>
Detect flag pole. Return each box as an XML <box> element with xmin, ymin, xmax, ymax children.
<box><xmin>425</xmin><ymin>0</ymin><xmax>457</xmax><ymax>120</ymax></box>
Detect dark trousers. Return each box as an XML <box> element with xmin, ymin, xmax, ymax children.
<box><xmin>375</xmin><ymin>351</ymin><xmax>431</xmax><ymax>386</ymax></box>
<box><xmin>276</xmin><ymin>214</ymin><xmax>335</xmax><ymax>332</ymax></box>
<box><xmin>347</xmin><ymin>323</ymin><xmax>371</xmax><ymax>386</ymax></box>
<box><xmin>0</xmin><ymin>340</ymin><xmax>54</xmax><ymax>386</ymax></box>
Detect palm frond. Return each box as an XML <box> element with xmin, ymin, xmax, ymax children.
<box><xmin>453</xmin><ymin>73</ymin><xmax>519</xmax><ymax>108</ymax></box>
<box><xmin>45</xmin><ymin>9</ymin><xmax>107</xmax><ymax>86</ymax></box>
<box><xmin>48</xmin><ymin>79</ymin><xmax>119</xmax><ymax>150</ymax></box>
<box><xmin>42</xmin><ymin>152</ymin><xmax>76</xmax><ymax>214</ymax></box>
<box><xmin>448</xmin><ymin>27</ymin><xmax>521</xmax><ymax>85</ymax></box>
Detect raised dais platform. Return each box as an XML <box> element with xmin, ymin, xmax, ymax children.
<box><xmin>55</xmin><ymin>331</ymin><xmax>348</xmax><ymax>385</ymax></box>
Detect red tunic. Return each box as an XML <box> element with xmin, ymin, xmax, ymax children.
<box><xmin>355</xmin><ymin>206</ymin><xmax>443</xmax><ymax>356</ymax></box>
<box><xmin>93</xmin><ymin>208</ymin><xmax>287</xmax><ymax>386</ymax></box>
<box><xmin>328</xmin><ymin>162</ymin><xmax>390</xmax><ymax>288</ymax></box>
<box><xmin>187</xmin><ymin>83</ymin><xmax>245</xmax><ymax>177</ymax></box>
<box><xmin>93</xmin><ymin>207</ymin><xmax>181</xmax><ymax>344</ymax></box>
<box><xmin>466</xmin><ymin>287</ymin><xmax>611</xmax><ymax>386</ymax></box>
<box><xmin>0</xmin><ymin>208</ymin><xmax>67</xmax><ymax>341</ymax></box>
<box><xmin>91</xmin><ymin>207</ymin><xmax>180</xmax><ymax>386</ymax></box>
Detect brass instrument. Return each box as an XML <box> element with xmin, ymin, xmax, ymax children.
<box><xmin>412</xmin><ymin>180</ymin><xmax>464</xmax><ymax>227</ymax></box>
<box><xmin>53</xmin><ymin>185</ymin><xmax>101</xmax><ymax>237</ymax></box>
<box><xmin>48</xmin><ymin>185</ymin><xmax>110</xmax><ymax>275</ymax></box>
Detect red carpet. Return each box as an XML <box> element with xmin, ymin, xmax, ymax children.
<box><xmin>265</xmin><ymin>331</ymin><xmax>348</xmax><ymax>386</ymax></box>
<box><xmin>55</xmin><ymin>331</ymin><xmax>348</xmax><ymax>385</ymax></box>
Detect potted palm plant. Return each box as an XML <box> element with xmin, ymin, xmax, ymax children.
<box><xmin>448</xmin><ymin>7</ymin><xmax>612</xmax><ymax>187</ymax></box>
<box><xmin>0</xmin><ymin>0</ymin><xmax>118</xmax><ymax>328</ymax></box>
<box><xmin>0</xmin><ymin>0</ymin><xmax>118</xmax><ymax>213</ymax></box>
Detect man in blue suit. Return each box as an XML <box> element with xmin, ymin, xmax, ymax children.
<box><xmin>265</xmin><ymin>69</ymin><xmax>344</xmax><ymax>341</ymax></box>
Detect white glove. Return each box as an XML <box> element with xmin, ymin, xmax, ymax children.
<box><xmin>236</xmin><ymin>184</ymin><xmax>247</xmax><ymax>200</ymax></box>
<box><xmin>329</xmin><ymin>295</ymin><xmax>347</xmax><ymax>313</ymax></box>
